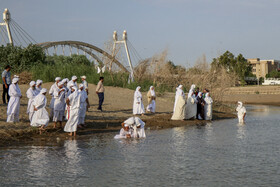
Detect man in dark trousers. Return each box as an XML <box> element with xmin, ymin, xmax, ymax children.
<box><xmin>96</xmin><ymin>77</ymin><xmax>104</xmax><ymax>111</ymax></box>
<box><xmin>2</xmin><ymin>65</ymin><xmax>11</xmax><ymax>104</ymax></box>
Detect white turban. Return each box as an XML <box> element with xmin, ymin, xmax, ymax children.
<box><xmin>55</xmin><ymin>77</ymin><xmax>61</xmax><ymax>81</ymax></box>
<box><xmin>79</xmin><ymin>84</ymin><xmax>84</xmax><ymax>89</ymax></box>
<box><xmin>40</xmin><ymin>88</ymin><xmax>47</xmax><ymax>94</ymax></box>
<box><xmin>179</xmin><ymin>85</ymin><xmax>183</xmax><ymax>89</ymax></box>
<box><xmin>81</xmin><ymin>75</ymin><xmax>86</xmax><ymax>79</ymax></box>
<box><xmin>36</xmin><ymin>80</ymin><xmax>43</xmax><ymax>86</ymax></box>
<box><xmin>29</xmin><ymin>81</ymin><xmax>36</xmax><ymax>87</ymax></box>
<box><xmin>14</xmin><ymin>75</ymin><xmax>19</xmax><ymax>78</ymax></box>
<box><xmin>72</xmin><ymin>86</ymin><xmax>78</xmax><ymax>91</ymax></box>
<box><xmin>238</xmin><ymin>101</ymin><xmax>243</xmax><ymax>107</ymax></box>
<box><xmin>72</xmin><ymin>76</ymin><xmax>77</xmax><ymax>81</ymax></box>
<box><xmin>58</xmin><ymin>82</ymin><xmax>64</xmax><ymax>86</ymax></box>
<box><xmin>12</xmin><ymin>78</ymin><xmax>19</xmax><ymax>84</ymax></box>
<box><xmin>124</xmin><ymin>124</ymin><xmax>129</xmax><ymax>127</ymax></box>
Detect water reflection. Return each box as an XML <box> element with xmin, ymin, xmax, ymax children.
<box><xmin>63</xmin><ymin>139</ymin><xmax>83</xmax><ymax>176</ymax></box>
<box><xmin>237</xmin><ymin>123</ymin><xmax>247</xmax><ymax>140</ymax></box>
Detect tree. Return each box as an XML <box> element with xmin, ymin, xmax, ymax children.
<box><xmin>211</xmin><ymin>51</ymin><xmax>252</xmax><ymax>84</ymax></box>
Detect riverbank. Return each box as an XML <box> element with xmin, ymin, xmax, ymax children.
<box><xmin>0</xmin><ymin>83</ymin><xmax>235</xmax><ymax>147</ymax></box>
<box><xmin>222</xmin><ymin>85</ymin><xmax>280</xmax><ymax>106</ymax></box>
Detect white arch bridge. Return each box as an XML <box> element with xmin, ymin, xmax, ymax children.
<box><xmin>36</xmin><ymin>40</ymin><xmax>129</xmax><ymax>73</ymax></box>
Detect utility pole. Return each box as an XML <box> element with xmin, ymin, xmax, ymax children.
<box><xmin>111</xmin><ymin>30</ymin><xmax>134</xmax><ymax>82</ymax></box>
<box><xmin>0</xmin><ymin>8</ymin><xmax>13</xmax><ymax>46</ymax></box>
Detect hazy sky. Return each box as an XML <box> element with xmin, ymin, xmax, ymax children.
<box><xmin>1</xmin><ymin>0</ymin><xmax>280</xmax><ymax>67</ymax></box>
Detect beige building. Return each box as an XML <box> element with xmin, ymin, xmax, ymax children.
<box><xmin>248</xmin><ymin>58</ymin><xmax>280</xmax><ymax>78</ymax></box>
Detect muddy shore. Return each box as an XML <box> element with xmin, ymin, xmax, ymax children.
<box><xmin>0</xmin><ymin>83</ymin><xmax>237</xmax><ymax>147</ymax></box>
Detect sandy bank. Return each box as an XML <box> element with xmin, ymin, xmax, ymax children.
<box><xmin>0</xmin><ymin>83</ymin><xmax>235</xmax><ymax>147</ymax></box>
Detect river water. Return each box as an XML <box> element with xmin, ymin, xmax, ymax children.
<box><xmin>0</xmin><ymin>105</ymin><xmax>279</xmax><ymax>186</ymax></box>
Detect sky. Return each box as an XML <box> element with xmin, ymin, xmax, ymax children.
<box><xmin>1</xmin><ymin>0</ymin><xmax>280</xmax><ymax>67</ymax></box>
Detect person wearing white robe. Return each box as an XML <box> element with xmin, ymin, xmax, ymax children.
<box><xmin>26</xmin><ymin>81</ymin><xmax>37</xmax><ymax>122</ymax></box>
<box><xmin>78</xmin><ymin>84</ymin><xmax>90</xmax><ymax>127</ymax></box>
<box><xmin>49</xmin><ymin>77</ymin><xmax>61</xmax><ymax>119</ymax></box>
<box><xmin>65</xmin><ymin>82</ymin><xmax>75</xmax><ymax>120</ymax></box>
<box><xmin>67</xmin><ymin>76</ymin><xmax>78</xmax><ymax>90</ymax></box>
<box><xmin>7</xmin><ymin>78</ymin><xmax>22</xmax><ymax>122</ymax></box>
<box><xmin>35</xmin><ymin>80</ymin><xmax>43</xmax><ymax>95</ymax></box>
<box><xmin>134</xmin><ymin>117</ymin><xmax>146</xmax><ymax>138</ymax></box>
<box><xmin>236</xmin><ymin>101</ymin><xmax>246</xmax><ymax>123</ymax></box>
<box><xmin>114</xmin><ymin>124</ymin><xmax>132</xmax><ymax>139</ymax></box>
<box><xmin>133</xmin><ymin>86</ymin><xmax>145</xmax><ymax>115</ymax></box>
<box><xmin>204</xmin><ymin>93</ymin><xmax>213</xmax><ymax>121</ymax></box>
<box><xmin>185</xmin><ymin>84</ymin><xmax>198</xmax><ymax>120</ymax></box>
<box><xmin>31</xmin><ymin>88</ymin><xmax>49</xmax><ymax>134</ymax></box>
<box><xmin>173</xmin><ymin>85</ymin><xmax>184</xmax><ymax>113</ymax></box>
<box><xmin>53</xmin><ymin>82</ymin><xmax>66</xmax><ymax>128</ymax></box>
<box><xmin>146</xmin><ymin>86</ymin><xmax>156</xmax><ymax>113</ymax></box>
<box><xmin>171</xmin><ymin>86</ymin><xmax>186</xmax><ymax>120</ymax></box>
<box><xmin>64</xmin><ymin>86</ymin><xmax>81</xmax><ymax>136</ymax></box>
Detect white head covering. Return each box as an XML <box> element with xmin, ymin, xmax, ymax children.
<box><xmin>81</xmin><ymin>75</ymin><xmax>86</xmax><ymax>79</ymax></box>
<box><xmin>205</xmin><ymin>93</ymin><xmax>210</xmax><ymax>98</ymax></box>
<box><xmin>197</xmin><ymin>92</ymin><xmax>202</xmax><ymax>98</ymax></box>
<box><xmin>188</xmin><ymin>84</ymin><xmax>196</xmax><ymax>98</ymax></box>
<box><xmin>29</xmin><ymin>81</ymin><xmax>36</xmax><ymax>87</ymax></box>
<box><xmin>58</xmin><ymin>82</ymin><xmax>64</xmax><ymax>87</ymax></box>
<box><xmin>65</xmin><ymin>78</ymin><xmax>69</xmax><ymax>83</ymax></box>
<box><xmin>150</xmin><ymin>86</ymin><xmax>155</xmax><ymax>96</ymax></box>
<box><xmin>69</xmin><ymin>82</ymin><xmax>75</xmax><ymax>88</ymax></box>
<box><xmin>72</xmin><ymin>86</ymin><xmax>78</xmax><ymax>91</ymax></box>
<box><xmin>179</xmin><ymin>85</ymin><xmax>183</xmax><ymax>89</ymax></box>
<box><xmin>36</xmin><ymin>80</ymin><xmax>43</xmax><ymax>86</ymax></box>
<box><xmin>238</xmin><ymin>101</ymin><xmax>243</xmax><ymax>107</ymax></box>
<box><xmin>79</xmin><ymin>84</ymin><xmax>84</xmax><ymax>89</ymax></box>
<box><xmin>136</xmin><ymin>86</ymin><xmax>141</xmax><ymax>91</ymax></box>
<box><xmin>72</xmin><ymin>76</ymin><xmax>77</xmax><ymax>81</ymax></box>
<box><xmin>14</xmin><ymin>75</ymin><xmax>20</xmax><ymax>78</ymax></box>
<box><xmin>55</xmin><ymin>77</ymin><xmax>61</xmax><ymax>81</ymax></box>
<box><xmin>12</xmin><ymin>78</ymin><xmax>19</xmax><ymax>84</ymax></box>
<box><xmin>124</xmin><ymin>124</ymin><xmax>129</xmax><ymax>127</ymax></box>
<box><xmin>40</xmin><ymin>88</ymin><xmax>47</xmax><ymax>94</ymax></box>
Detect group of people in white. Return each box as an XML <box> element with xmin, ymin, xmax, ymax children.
<box><xmin>7</xmin><ymin>75</ymin><xmax>90</xmax><ymax>136</ymax></box>
<box><xmin>6</xmin><ymin>75</ymin><xmax>246</xmax><ymax>138</ymax></box>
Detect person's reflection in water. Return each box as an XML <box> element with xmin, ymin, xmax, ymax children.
<box><xmin>205</xmin><ymin>122</ymin><xmax>213</xmax><ymax>143</ymax></box>
<box><xmin>237</xmin><ymin>123</ymin><xmax>247</xmax><ymax>140</ymax></box>
<box><xmin>64</xmin><ymin>138</ymin><xmax>83</xmax><ymax>176</ymax></box>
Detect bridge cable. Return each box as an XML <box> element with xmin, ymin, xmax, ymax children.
<box><xmin>10</xmin><ymin>21</ymin><xmax>29</xmax><ymax>45</ymax></box>
<box><xmin>9</xmin><ymin>22</ymin><xmax>22</xmax><ymax>46</ymax></box>
<box><xmin>11</xmin><ymin>19</ymin><xmax>37</xmax><ymax>43</ymax></box>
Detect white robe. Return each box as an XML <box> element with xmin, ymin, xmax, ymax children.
<box><xmin>31</xmin><ymin>94</ymin><xmax>49</xmax><ymax>127</ymax></box>
<box><xmin>204</xmin><ymin>96</ymin><xmax>213</xmax><ymax>120</ymax></box>
<box><xmin>185</xmin><ymin>95</ymin><xmax>197</xmax><ymax>119</ymax></box>
<box><xmin>171</xmin><ymin>95</ymin><xmax>186</xmax><ymax>120</ymax></box>
<box><xmin>65</xmin><ymin>89</ymin><xmax>72</xmax><ymax>120</ymax></box>
<box><xmin>114</xmin><ymin>128</ymin><xmax>132</xmax><ymax>139</ymax></box>
<box><xmin>173</xmin><ymin>88</ymin><xmax>184</xmax><ymax>113</ymax></box>
<box><xmin>7</xmin><ymin>83</ymin><xmax>22</xmax><ymax>122</ymax></box>
<box><xmin>133</xmin><ymin>90</ymin><xmax>145</xmax><ymax>115</ymax></box>
<box><xmin>64</xmin><ymin>91</ymin><xmax>81</xmax><ymax>132</ymax></box>
<box><xmin>26</xmin><ymin>87</ymin><xmax>37</xmax><ymax>122</ymax></box>
<box><xmin>53</xmin><ymin>88</ymin><xmax>66</xmax><ymax>122</ymax></box>
<box><xmin>49</xmin><ymin>83</ymin><xmax>59</xmax><ymax>117</ymax></box>
<box><xmin>79</xmin><ymin>89</ymin><xmax>88</xmax><ymax>124</ymax></box>
<box><xmin>67</xmin><ymin>80</ymin><xmax>77</xmax><ymax>90</ymax></box>
<box><xmin>146</xmin><ymin>89</ymin><xmax>156</xmax><ymax>113</ymax></box>
<box><xmin>123</xmin><ymin>117</ymin><xmax>146</xmax><ymax>138</ymax></box>
<box><xmin>236</xmin><ymin>106</ymin><xmax>246</xmax><ymax>123</ymax></box>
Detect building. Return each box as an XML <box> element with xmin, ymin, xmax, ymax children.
<box><xmin>247</xmin><ymin>58</ymin><xmax>280</xmax><ymax>78</ymax></box>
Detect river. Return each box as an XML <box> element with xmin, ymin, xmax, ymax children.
<box><xmin>0</xmin><ymin>105</ymin><xmax>279</xmax><ymax>186</ymax></box>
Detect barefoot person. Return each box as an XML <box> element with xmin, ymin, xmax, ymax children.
<box><xmin>31</xmin><ymin>88</ymin><xmax>49</xmax><ymax>134</ymax></box>
<box><xmin>7</xmin><ymin>77</ymin><xmax>22</xmax><ymax>123</ymax></box>
<box><xmin>96</xmin><ymin>77</ymin><xmax>104</xmax><ymax>111</ymax></box>
<box><xmin>53</xmin><ymin>82</ymin><xmax>66</xmax><ymax>128</ymax></box>
<box><xmin>78</xmin><ymin>84</ymin><xmax>90</xmax><ymax>127</ymax></box>
<box><xmin>236</xmin><ymin>101</ymin><xmax>246</xmax><ymax>123</ymax></box>
<box><xmin>146</xmin><ymin>86</ymin><xmax>156</xmax><ymax>113</ymax></box>
<box><xmin>133</xmin><ymin>86</ymin><xmax>145</xmax><ymax>115</ymax></box>
<box><xmin>26</xmin><ymin>81</ymin><xmax>37</xmax><ymax>122</ymax></box>
<box><xmin>64</xmin><ymin>86</ymin><xmax>81</xmax><ymax>136</ymax></box>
